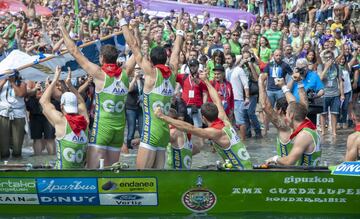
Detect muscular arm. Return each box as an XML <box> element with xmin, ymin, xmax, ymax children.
<box><xmin>344</xmin><ymin>134</ymin><xmax>359</xmax><ymax>161</ymax></box>
<box><xmin>39</xmin><ymin>74</ymin><xmax>64</xmax><ymax>128</ymax></box>
<box><xmin>203</xmin><ymin>79</ymin><xmax>229</xmax><ymax>123</ymax></box>
<box><xmin>258</xmin><ymin>75</ymin><xmax>285</xmax><ymax>130</ymax></box>
<box><xmin>159</xmin><ymin>113</ymin><xmax>223</xmax><ymax>140</ymax></box>
<box><xmin>277</xmin><ymin>131</ymin><xmax>312</xmax><ymax>165</ymax></box>
<box><xmin>59</xmin><ymin>19</ymin><xmax>103</xmax><ymax>83</ymax></box>
<box><xmin>120</xmin><ymin>20</ymin><xmax>154</xmax><ymax>77</ymax></box>
<box><xmin>169</xmin><ymin>15</ymin><xmax>185</xmax><ymax>74</ymax></box>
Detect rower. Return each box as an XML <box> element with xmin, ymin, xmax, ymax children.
<box><xmin>155</xmin><ymin>71</ymin><xmax>252</xmax><ymax>170</ymax></box>
<box><xmin>119</xmin><ymin>8</ymin><xmax>184</xmax><ymax>168</ymax></box>
<box><xmin>345</xmin><ymin>103</ymin><xmax>360</xmax><ymax>161</ymax></box>
<box><xmin>59</xmin><ymin>17</ymin><xmax>136</xmax><ymax>168</ymax></box>
<box><xmin>166</xmin><ymin>108</ymin><xmax>193</xmax><ymax>169</ymax></box>
<box><xmin>258</xmin><ymin>71</ymin><xmax>308</xmax><ymax>157</ymax></box>
<box><xmin>266</xmin><ymin>101</ymin><xmax>322</xmax><ymax>167</ymax></box>
<box><xmin>40</xmin><ymin>66</ymin><xmax>89</xmax><ymax>169</ymax></box>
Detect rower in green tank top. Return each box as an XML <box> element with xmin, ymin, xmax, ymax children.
<box><xmin>156</xmin><ymin>70</ymin><xmax>252</xmax><ymax>170</ymax></box>
<box><xmin>266</xmin><ymin>102</ymin><xmax>322</xmax><ymax>167</ymax></box>
<box><xmin>345</xmin><ymin>103</ymin><xmax>360</xmax><ymax>161</ymax></box>
<box><xmin>40</xmin><ymin>66</ymin><xmax>89</xmax><ymax>169</ymax></box>
<box><xmin>258</xmin><ymin>69</ymin><xmax>313</xmax><ymax>161</ymax></box>
<box><xmin>59</xmin><ymin>16</ymin><xmax>137</xmax><ymax>168</ymax></box>
<box><xmin>166</xmin><ymin>109</ymin><xmax>193</xmax><ymax>169</ymax></box>
<box><xmin>120</xmin><ymin>8</ymin><xmax>185</xmax><ymax>169</ymax></box>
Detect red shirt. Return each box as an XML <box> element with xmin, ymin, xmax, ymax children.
<box><xmin>176</xmin><ymin>74</ymin><xmax>208</xmax><ymax>107</ymax></box>
<box><xmin>209</xmin><ymin>80</ymin><xmax>234</xmax><ymax>116</ymax></box>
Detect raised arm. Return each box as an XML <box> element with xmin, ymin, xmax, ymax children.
<box><xmin>258</xmin><ymin>74</ymin><xmax>286</xmax><ymax>130</ymax></box>
<box><xmin>65</xmin><ymin>68</ymin><xmax>89</xmax><ymax>123</ymax></box>
<box><xmin>39</xmin><ymin>66</ymin><xmax>64</xmax><ymax>127</ymax></box>
<box><xmin>169</xmin><ymin>13</ymin><xmax>185</xmax><ymax>74</ymax></box>
<box><xmin>118</xmin><ymin>8</ymin><xmax>154</xmax><ymax>77</ymax></box>
<box><xmin>199</xmin><ymin>71</ymin><xmax>229</xmax><ymax>123</ymax></box>
<box><xmin>58</xmin><ymin>17</ymin><xmax>103</xmax><ymax>82</ymax></box>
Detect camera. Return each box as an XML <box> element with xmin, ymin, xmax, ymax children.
<box><xmin>9</xmin><ymin>70</ymin><xmax>22</xmax><ymax>86</ymax></box>
<box><xmin>295</xmin><ymin>67</ymin><xmax>306</xmax><ymax>76</ymax></box>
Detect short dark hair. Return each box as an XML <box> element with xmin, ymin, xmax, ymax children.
<box><xmin>201</xmin><ymin>103</ymin><xmax>219</xmax><ymax>122</ymax></box>
<box><xmin>287</xmin><ymin>102</ymin><xmax>308</xmax><ymax>122</ymax></box>
<box><xmin>353</xmin><ymin>103</ymin><xmax>360</xmax><ymax>121</ymax></box>
<box><xmin>275</xmin><ymin>97</ymin><xmax>288</xmax><ymax>114</ymax></box>
<box><xmin>150</xmin><ymin>46</ymin><xmax>167</xmax><ymax>65</ymax></box>
<box><xmin>100</xmin><ymin>45</ymin><xmax>119</xmax><ymax>64</ymax></box>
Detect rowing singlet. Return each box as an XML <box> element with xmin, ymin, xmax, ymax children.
<box><xmin>278</xmin><ymin>128</ymin><xmax>321</xmax><ymax>167</ymax></box>
<box><xmin>55</xmin><ymin>122</ymin><xmax>88</xmax><ymax>169</ymax></box>
<box><xmin>213</xmin><ymin>125</ymin><xmax>253</xmax><ymax>170</ymax></box>
<box><xmin>276</xmin><ymin>137</ymin><xmax>293</xmax><ymax>157</ymax></box>
<box><xmin>166</xmin><ymin>133</ymin><xmax>193</xmax><ymax>169</ymax></box>
<box><xmin>89</xmin><ymin>71</ymin><xmax>128</xmax><ymax>149</ymax></box>
<box><xmin>141</xmin><ymin>68</ymin><xmax>176</xmax><ymax>150</ymax></box>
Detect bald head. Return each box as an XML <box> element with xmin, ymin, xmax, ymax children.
<box><xmin>274</xmin><ymin>49</ymin><xmax>282</xmax><ymax>63</ymax></box>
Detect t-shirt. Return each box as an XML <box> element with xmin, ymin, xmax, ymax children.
<box><xmin>225</xmin><ymin>66</ymin><xmax>249</xmax><ymax>101</ymax></box>
<box><xmin>323</xmin><ymin>64</ymin><xmax>341</xmax><ymax>97</ymax></box>
<box><xmin>229</xmin><ymin>39</ymin><xmax>241</xmax><ymax>56</ymax></box>
<box><xmin>259</xmin><ymin>47</ymin><xmax>272</xmax><ymax>63</ymax></box>
<box><xmin>263</xmin><ymin>30</ymin><xmax>282</xmax><ymax>52</ymax></box>
<box><xmin>176</xmin><ymin>74</ymin><xmax>207</xmax><ymax>107</ymax></box>
<box><xmin>207</xmin><ymin>44</ymin><xmax>224</xmax><ymax>57</ymax></box>
<box><xmin>291</xmin><ymin>71</ymin><xmax>324</xmax><ymax>102</ymax></box>
<box><xmin>264</xmin><ymin>61</ymin><xmax>293</xmax><ymax>91</ymax></box>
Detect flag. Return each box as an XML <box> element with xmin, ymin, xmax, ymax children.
<box><xmin>0</xmin><ymin>33</ymin><xmax>126</xmax><ymax>82</ymax></box>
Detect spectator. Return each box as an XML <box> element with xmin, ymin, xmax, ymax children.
<box><xmin>0</xmin><ymin>72</ymin><xmax>27</xmax><ymax>159</ymax></box>
<box><xmin>319</xmin><ymin>50</ymin><xmax>345</xmax><ymax>136</ymax></box>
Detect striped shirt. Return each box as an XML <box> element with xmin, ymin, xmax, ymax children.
<box><xmin>263</xmin><ymin>30</ymin><xmax>282</xmax><ymax>52</ymax></box>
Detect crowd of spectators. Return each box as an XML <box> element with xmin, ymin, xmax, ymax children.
<box><xmin>0</xmin><ymin>0</ymin><xmax>359</xmax><ymax>159</ymax></box>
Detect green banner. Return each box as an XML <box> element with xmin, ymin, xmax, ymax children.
<box><xmin>0</xmin><ymin>170</ymin><xmax>358</xmax><ymax>215</ymax></box>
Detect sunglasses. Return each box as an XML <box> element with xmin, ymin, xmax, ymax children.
<box><xmin>186</xmin><ymin>42</ymin><xmax>193</xmax><ymax>45</ymax></box>
<box><xmin>225</xmin><ymin>32</ymin><xmax>231</xmax><ymax>35</ymax></box>
<box><xmin>232</xmin><ymin>34</ymin><xmax>239</xmax><ymax>37</ymax></box>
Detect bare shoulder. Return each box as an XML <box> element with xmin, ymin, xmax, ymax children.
<box><xmin>347</xmin><ymin>133</ymin><xmax>360</xmax><ymax>147</ymax></box>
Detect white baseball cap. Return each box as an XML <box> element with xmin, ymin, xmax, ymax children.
<box><xmin>60</xmin><ymin>92</ymin><xmax>78</xmax><ymax>114</ymax></box>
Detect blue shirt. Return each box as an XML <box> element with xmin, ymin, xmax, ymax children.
<box><xmin>264</xmin><ymin>61</ymin><xmax>292</xmax><ymax>91</ymax></box>
<box><xmin>291</xmin><ymin>70</ymin><xmax>324</xmax><ymax>102</ymax></box>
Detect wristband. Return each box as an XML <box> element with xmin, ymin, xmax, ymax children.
<box><xmin>119</xmin><ymin>18</ymin><xmax>128</xmax><ymax>27</ymax></box>
<box><xmin>281</xmin><ymin>85</ymin><xmax>290</xmax><ymax>94</ymax></box>
<box><xmin>176</xmin><ymin>29</ymin><xmax>184</xmax><ymax>37</ymax></box>
<box><xmin>272</xmin><ymin>155</ymin><xmax>279</xmax><ymax>164</ymax></box>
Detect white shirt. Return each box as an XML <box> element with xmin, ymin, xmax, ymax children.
<box><xmin>341</xmin><ymin>69</ymin><xmax>352</xmax><ymax>94</ymax></box>
<box><xmin>226</xmin><ymin>66</ymin><xmax>249</xmax><ymax>101</ymax></box>
<box><xmin>0</xmin><ymin>81</ymin><xmax>26</xmax><ymax>119</ymax></box>
<box><xmin>180</xmin><ymin>64</ymin><xmax>204</xmax><ymax>74</ymax></box>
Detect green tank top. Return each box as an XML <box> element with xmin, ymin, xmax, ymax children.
<box><xmin>276</xmin><ymin>128</ymin><xmax>321</xmax><ymax>167</ymax></box>
<box><xmin>90</xmin><ymin>71</ymin><xmax>128</xmax><ymax>142</ymax></box>
<box><xmin>213</xmin><ymin>126</ymin><xmax>252</xmax><ymax>170</ymax></box>
<box><xmin>166</xmin><ymin>133</ymin><xmax>192</xmax><ymax>169</ymax></box>
<box><xmin>142</xmin><ymin>68</ymin><xmax>176</xmax><ymax>148</ymax></box>
<box><xmin>55</xmin><ymin>121</ymin><xmax>88</xmax><ymax>169</ymax></box>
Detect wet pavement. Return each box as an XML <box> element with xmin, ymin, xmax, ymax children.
<box><xmin>2</xmin><ymin>126</ymin><xmax>351</xmax><ymax>168</ymax></box>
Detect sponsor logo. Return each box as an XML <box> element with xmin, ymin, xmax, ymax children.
<box><xmin>99</xmin><ymin>178</ymin><xmax>157</xmax><ymax>193</ymax></box>
<box><xmin>0</xmin><ymin>178</ymin><xmax>36</xmax><ymax>193</ymax></box>
<box><xmin>113</xmin><ymin>194</ymin><xmax>143</xmax><ymax>201</ymax></box>
<box><xmin>37</xmin><ymin>178</ymin><xmax>97</xmax><ymax>194</ymax></box>
<box><xmin>332</xmin><ymin>162</ymin><xmax>360</xmax><ymax>176</ymax></box>
<box><xmin>152</xmin><ymin>101</ymin><xmax>171</xmax><ymax>115</ymax></box>
<box><xmin>63</xmin><ymin>148</ymin><xmax>85</xmax><ymax>163</ymax></box>
<box><xmin>99</xmin><ymin>193</ymin><xmax>157</xmax><ymax>206</ymax></box>
<box><xmin>284</xmin><ymin>176</ymin><xmax>334</xmax><ymax>184</ymax></box>
<box><xmin>39</xmin><ymin>194</ymin><xmax>99</xmax><ymax>205</ymax></box>
<box><xmin>182</xmin><ymin>176</ymin><xmax>217</xmax><ymax>213</ymax></box>
<box><xmin>0</xmin><ymin>194</ymin><xmax>39</xmax><ymax>204</ymax></box>
<box><xmin>102</xmin><ymin>100</ymin><xmax>125</xmax><ymax>113</ymax></box>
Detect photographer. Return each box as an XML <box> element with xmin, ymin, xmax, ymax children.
<box><xmin>176</xmin><ymin>59</ymin><xmax>208</xmax><ymax>129</ymax></box>
<box><xmin>240</xmin><ymin>50</ymin><xmax>262</xmax><ymax>139</ymax></box>
<box><xmin>319</xmin><ymin>50</ymin><xmax>345</xmax><ymax>136</ymax></box>
<box><xmin>0</xmin><ymin>71</ymin><xmax>27</xmax><ymax>159</ymax></box>
<box><xmin>288</xmin><ymin>58</ymin><xmax>325</xmax><ymax>125</ymax></box>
